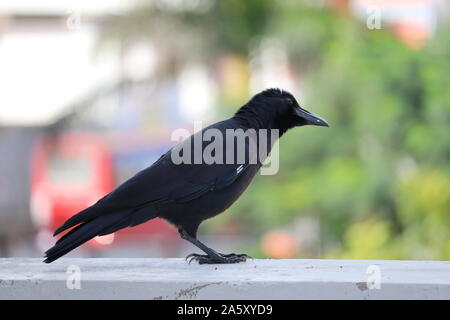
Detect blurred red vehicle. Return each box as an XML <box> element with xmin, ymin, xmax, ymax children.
<box><xmin>30</xmin><ymin>132</ymin><xmax>177</xmax><ymax>253</ymax></box>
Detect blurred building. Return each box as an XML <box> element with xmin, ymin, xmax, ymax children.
<box><xmin>349</xmin><ymin>0</ymin><xmax>449</xmax><ymax>49</ymax></box>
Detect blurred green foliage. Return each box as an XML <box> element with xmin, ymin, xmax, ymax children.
<box><xmin>103</xmin><ymin>1</ymin><xmax>450</xmax><ymax>260</ymax></box>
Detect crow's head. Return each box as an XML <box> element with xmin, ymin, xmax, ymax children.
<box><xmin>235</xmin><ymin>88</ymin><xmax>329</xmax><ymax>131</ymax></box>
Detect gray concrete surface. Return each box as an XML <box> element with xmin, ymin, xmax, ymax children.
<box><xmin>0</xmin><ymin>258</ymin><xmax>449</xmax><ymax>299</ymax></box>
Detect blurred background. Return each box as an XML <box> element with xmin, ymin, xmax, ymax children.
<box><xmin>0</xmin><ymin>0</ymin><xmax>449</xmax><ymax>260</ymax></box>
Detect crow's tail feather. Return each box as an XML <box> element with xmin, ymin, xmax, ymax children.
<box><xmin>43</xmin><ymin>211</ymin><xmax>129</xmax><ymax>264</ymax></box>
<box><xmin>53</xmin><ymin>203</ymin><xmax>109</xmax><ymax>236</ymax></box>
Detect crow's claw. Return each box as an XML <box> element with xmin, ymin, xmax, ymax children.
<box><xmin>186</xmin><ymin>253</ymin><xmax>206</xmax><ymax>264</ymax></box>
<box><xmin>185</xmin><ymin>252</ymin><xmax>249</xmax><ymax>264</ymax></box>
<box><xmin>221</xmin><ymin>253</ymin><xmax>253</xmax><ymax>259</ymax></box>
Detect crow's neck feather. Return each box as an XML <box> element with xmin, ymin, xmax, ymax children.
<box><xmin>233</xmin><ymin>103</ymin><xmax>290</xmax><ymax>136</ymax></box>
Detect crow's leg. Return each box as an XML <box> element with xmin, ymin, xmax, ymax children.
<box><xmin>178</xmin><ymin>229</ymin><xmax>250</xmax><ymax>264</ymax></box>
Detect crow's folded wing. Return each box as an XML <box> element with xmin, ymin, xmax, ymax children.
<box><xmin>54</xmin><ymin>121</ymin><xmax>258</xmax><ymax>235</ymax></box>
<box><xmin>98</xmin><ymin>120</ymin><xmax>258</xmax><ymax>208</ymax></box>
<box><xmin>102</xmin><ymin>152</ymin><xmax>252</xmax><ymax>208</ymax></box>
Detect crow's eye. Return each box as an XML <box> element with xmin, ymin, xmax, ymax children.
<box><xmin>286</xmin><ymin>98</ymin><xmax>294</xmax><ymax>106</ymax></box>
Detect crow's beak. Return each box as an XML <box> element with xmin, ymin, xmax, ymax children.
<box><xmin>295</xmin><ymin>107</ymin><xmax>329</xmax><ymax>127</ymax></box>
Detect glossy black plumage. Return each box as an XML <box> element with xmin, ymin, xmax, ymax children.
<box><xmin>44</xmin><ymin>88</ymin><xmax>328</xmax><ymax>264</ymax></box>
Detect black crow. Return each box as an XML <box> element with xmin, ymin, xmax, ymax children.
<box><xmin>44</xmin><ymin>88</ymin><xmax>328</xmax><ymax>264</ymax></box>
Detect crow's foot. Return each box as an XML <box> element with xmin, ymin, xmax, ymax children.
<box><xmin>186</xmin><ymin>253</ymin><xmax>251</xmax><ymax>264</ymax></box>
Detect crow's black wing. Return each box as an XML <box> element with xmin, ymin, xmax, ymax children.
<box><xmin>54</xmin><ymin>120</ymin><xmax>257</xmax><ymax>235</ymax></box>
<box><xmin>100</xmin><ymin>150</ymin><xmax>252</xmax><ymax>207</ymax></box>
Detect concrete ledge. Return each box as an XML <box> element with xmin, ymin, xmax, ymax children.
<box><xmin>0</xmin><ymin>258</ymin><xmax>449</xmax><ymax>299</ymax></box>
